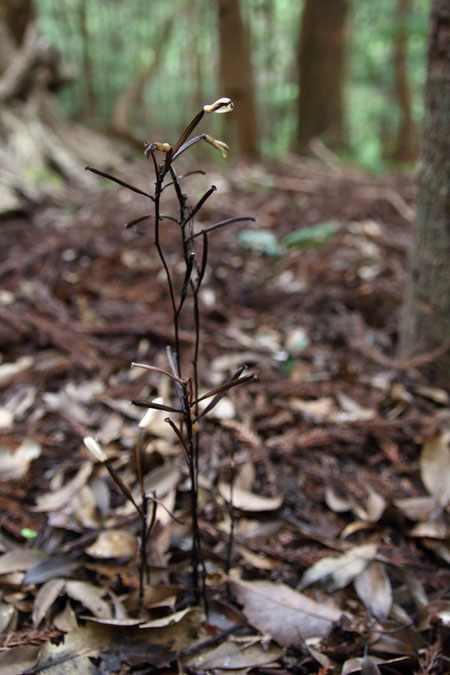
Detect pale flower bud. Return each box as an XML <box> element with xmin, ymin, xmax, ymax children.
<box><xmin>204</xmin><ymin>135</ymin><xmax>229</xmax><ymax>158</ymax></box>
<box><xmin>152</xmin><ymin>142</ymin><xmax>172</xmax><ymax>153</ymax></box>
<box><xmin>138</xmin><ymin>397</ymin><xmax>164</xmax><ymax>429</ymax></box>
<box><xmin>144</xmin><ymin>141</ymin><xmax>172</xmax><ymax>157</ymax></box>
<box><xmin>203</xmin><ymin>97</ymin><xmax>234</xmax><ymax>114</ymax></box>
<box><xmin>83</xmin><ymin>436</ymin><xmax>107</xmax><ymax>462</ymax></box>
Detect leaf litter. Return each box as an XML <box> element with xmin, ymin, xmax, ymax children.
<box><xmin>0</xmin><ymin>156</ymin><xmax>449</xmax><ymax>672</ymax></box>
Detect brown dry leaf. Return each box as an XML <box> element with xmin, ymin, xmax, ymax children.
<box><xmin>218</xmin><ymin>482</ymin><xmax>283</xmax><ymax>512</ymax></box>
<box><xmin>364</xmin><ymin>488</ymin><xmax>387</xmax><ymax>523</ymax></box>
<box><xmin>231</xmin><ymin>577</ymin><xmax>342</xmax><ymax>647</ymax></box>
<box><xmin>343</xmin><ymin>655</ymin><xmax>405</xmax><ymax>674</ymax></box>
<box><xmin>0</xmin><ymin>601</ymin><xmax>17</xmax><ymax>632</ymax></box>
<box><xmin>0</xmin><ymin>407</ymin><xmax>13</xmax><ymax>428</ymax></box>
<box><xmin>32</xmin><ymin>578</ymin><xmax>66</xmax><ymax>626</ymax></box>
<box><xmin>394</xmin><ymin>496</ymin><xmax>439</xmax><ymax>522</ymax></box>
<box><xmin>289</xmin><ymin>396</ymin><xmax>335</xmax><ymax>419</ymax></box>
<box><xmin>143</xmin><ymin>462</ymin><xmax>181</xmax><ymax>497</ymax></box>
<box><xmin>139</xmin><ymin>606</ymin><xmax>205</xmax><ymax>653</ymax></box>
<box><xmin>235</xmin><ymin>461</ymin><xmax>256</xmax><ymax>491</ymax></box>
<box><xmin>420</xmin><ymin>433</ymin><xmax>450</xmax><ymax>505</ymax></box>
<box><xmin>408</xmin><ymin>521</ymin><xmax>448</xmax><ymax>539</ymax></box>
<box><xmin>415</xmin><ymin>385</ymin><xmax>449</xmax><ymax>404</ymax></box>
<box><xmin>237</xmin><ymin>546</ymin><xmax>278</xmax><ymax>570</ymax></box>
<box><xmin>139</xmin><ymin>607</ymin><xmax>192</xmax><ymax>628</ymax></box>
<box><xmin>299</xmin><ymin>543</ymin><xmax>377</xmax><ymax>591</ymax></box>
<box><xmin>65</xmin><ymin>580</ymin><xmax>112</xmax><ymax>619</ymax></box>
<box><xmin>0</xmin><ymin>548</ymin><xmax>45</xmax><ymax>575</ymax></box>
<box><xmin>49</xmin><ymin>483</ymin><xmax>101</xmax><ymax>531</ymax></box>
<box><xmin>85</xmin><ymin>529</ymin><xmax>138</xmax><ymax>560</ymax></box>
<box><xmin>0</xmin><ymin>439</ymin><xmax>41</xmax><ymax>481</ymax></box>
<box><xmin>334</xmin><ymin>392</ymin><xmax>376</xmax><ymax>422</ymax></box>
<box><xmin>31</xmin><ymin>623</ymin><xmax>115</xmax><ymax>672</ymax></box>
<box><xmin>0</xmin><ymin>355</ymin><xmax>34</xmax><ymax>386</ymax></box>
<box><xmin>82</xmin><ymin>616</ymin><xmax>143</xmax><ymax>627</ymax></box>
<box><xmin>325</xmin><ymin>487</ymin><xmax>351</xmax><ymax>513</ymax></box>
<box><xmin>34</xmin><ymin>462</ymin><xmax>93</xmax><ymax>512</ymax></box>
<box><xmin>422</xmin><ymin>539</ymin><xmax>450</xmax><ymax>564</ymax></box>
<box><xmin>186</xmin><ymin>640</ymin><xmax>282</xmax><ymax>671</ymax></box>
<box><xmin>354</xmin><ymin>561</ymin><xmax>392</xmax><ymax>619</ymax></box>
<box><xmin>0</xmin><ymin>644</ymin><xmax>40</xmax><ymax>675</ymax></box>
<box><xmin>54</xmin><ymin>602</ymin><xmax>78</xmax><ymax>632</ymax></box>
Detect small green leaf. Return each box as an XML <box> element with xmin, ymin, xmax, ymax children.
<box><xmin>281</xmin><ymin>222</ymin><xmax>340</xmax><ymax>249</ymax></box>
<box><xmin>238</xmin><ymin>230</ymin><xmax>281</xmax><ymax>256</ymax></box>
<box><xmin>21</xmin><ymin>528</ymin><xmax>38</xmax><ymax>540</ymax></box>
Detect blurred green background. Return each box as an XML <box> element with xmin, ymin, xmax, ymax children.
<box><xmin>35</xmin><ymin>0</ymin><xmax>429</xmax><ymax>171</ymax></box>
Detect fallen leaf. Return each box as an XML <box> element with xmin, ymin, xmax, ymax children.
<box><xmin>394</xmin><ymin>496</ymin><xmax>439</xmax><ymax>522</ymax></box>
<box><xmin>325</xmin><ymin>487</ymin><xmax>351</xmax><ymax>513</ymax></box>
<box><xmin>334</xmin><ymin>392</ymin><xmax>376</xmax><ymax>422</ymax></box>
<box><xmin>0</xmin><ymin>407</ymin><xmax>13</xmax><ymax>428</ymax></box>
<box><xmin>139</xmin><ymin>607</ymin><xmax>192</xmax><ymax>628</ymax></box>
<box><xmin>32</xmin><ymin>578</ymin><xmax>66</xmax><ymax>626</ymax></box>
<box><xmin>82</xmin><ymin>616</ymin><xmax>143</xmax><ymax>627</ymax></box>
<box><xmin>65</xmin><ymin>580</ymin><xmax>112</xmax><ymax>619</ymax></box>
<box><xmin>143</xmin><ymin>462</ymin><xmax>181</xmax><ymax>499</ymax></box>
<box><xmin>290</xmin><ymin>396</ymin><xmax>335</xmax><ymax>419</ymax></box>
<box><xmin>187</xmin><ymin>640</ymin><xmax>282</xmax><ymax>670</ymax></box>
<box><xmin>364</xmin><ymin>488</ymin><xmax>387</xmax><ymax>523</ymax></box>
<box><xmin>299</xmin><ymin>543</ymin><xmax>377</xmax><ymax>591</ymax></box>
<box><xmin>34</xmin><ymin>462</ymin><xmax>93</xmax><ymax>512</ymax></box>
<box><xmin>85</xmin><ymin>530</ymin><xmax>138</xmax><ymax>560</ymax></box>
<box><xmin>0</xmin><ymin>356</ymin><xmax>33</xmax><ymax>386</ymax></box>
<box><xmin>0</xmin><ymin>601</ymin><xmax>17</xmax><ymax>632</ymax></box>
<box><xmin>421</xmin><ymin>539</ymin><xmax>450</xmax><ymax>564</ymax></box>
<box><xmin>0</xmin><ymin>644</ymin><xmax>40</xmax><ymax>675</ymax></box>
<box><xmin>30</xmin><ymin>623</ymin><xmax>115</xmax><ymax>672</ymax></box>
<box><xmin>0</xmin><ymin>439</ymin><xmax>41</xmax><ymax>481</ymax></box>
<box><xmin>342</xmin><ymin>654</ymin><xmax>384</xmax><ymax>674</ymax></box>
<box><xmin>54</xmin><ymin>602</ymin><xmax>78</xmax><ymax>633</ymax></box>
<box><xmin>231</xmin><ymin>577</ymin><xmax>341</xmax><ymax>646</ymax></box>
<box><xmin>420</xmin><ymin>433</ymin><xmax>450</xmax><ymax>505</ymax></box>
<box><xmin>218</xmin><ymin>482</ymin><xmax>283</xmax><ymax>512</ymax></box>
<box><xmin>408</xmin><ymin>521</ymin><xmax>448</xmax><ymax>538</ymax></box>
<box><xmin>23</xmin><ymin>556</ymin><xmax>81</xmax><ymax>585</ymax></box>
<box><xmin>0</xmin><ymin>548</ymin><xmax>45</xmax><ymax>575</ymax></box>
<box><xmin>354</xmin><ymin>562</ymin><xmax>392</xmax><ymax>619</ymax></box>
<box><xmin>237</xmin><ymin>546</ymin><xmax>278</xmax><ymax>570</ymax></box>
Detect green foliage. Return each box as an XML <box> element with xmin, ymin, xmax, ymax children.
<box><xmin>238</xmin><ymin>222</ymin><xmax>340</xmax><ymax>256</ymax></box>
<box><xmin>36</xmin><ymin>0</ymin><xmax>429</xmax><ymax>171</ymax></box>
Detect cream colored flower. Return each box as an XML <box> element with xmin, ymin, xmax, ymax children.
<box><xmin>83</xmin><ymin>436</ymin><xmax>107</xmax><ymax>462</ymax></box>
<box><xmin>203</xmin><ymin>97</ymin><xmax>234</xmax><ymax>114</ymax></box>
<box><xmin>138</xmin><ymin>397</ymin><xmax>164</xmax><ymax>429</ymax></box>
<box><xmin>151</xmin><ymin>142</ymin><xmax>172</xmax><ymax>152</ymax></box>
<box><xmin>204</xmin><ymin>135</ymin><xmax>229</xmax><ymax>158</ymax></box>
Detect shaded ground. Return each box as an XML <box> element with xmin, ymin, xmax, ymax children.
<box><xmin>0</xmin><ymin>153</ymin><xmax>449</xmax><ymax>673</ymax></box>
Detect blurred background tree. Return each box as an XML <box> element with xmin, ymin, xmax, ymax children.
<box><xmin>296</xmin><ymin>0</ymin><xmax>348</xmax><ymax>153</ymax></box>
<box><xmin>399</xmin><ymin>0</ymin><xmax>450</xmax><ymax>385</ymax></box>
<box><xmin>32</xmin><ymin>0</ymin><xmax>428</xmax><ymax>170</ymax></box>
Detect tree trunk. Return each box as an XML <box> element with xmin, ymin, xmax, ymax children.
<box><xmin>111</xmin><ymin>17</ymin><xmax>173</xmax><ymax>141</ymax></box>
<box><xmin>399</xmin><ymin>0</ymin><xmax>450</xmax><ymax>386</ymax></box>
<box><xmin>0</xmin><ymin>0</ymin><xmax>35</xmax><ymax>45</ymax></box>
<box><xmin>297</xmin><ymin>0</ymin><xmax>348</xmax><ymax>153</ymax></box>
<box><xmin>78</xmin><ymin>0</ymin><xmax>97</xmax><ymax>118</ymax></box>
<box><xmin>391</xmin><ymin>0</ymin><xmax>419</xmax><ymax>164</ymax></box>
<box><xmin>218</xmin><ymin>0</ymin><xmax>258</xmax><ymax>156</ymax></box>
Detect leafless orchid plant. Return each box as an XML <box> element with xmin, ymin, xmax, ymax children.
<box><xmin>84</xmin><ymin>98</ymin><xmax>255</xmax><ymax>611</ymax></box>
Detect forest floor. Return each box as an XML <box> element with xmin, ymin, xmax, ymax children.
<box><xmin>0</xmin><ymin>152</ymin><xmax>449</xmax><ymax>674</ymax></box>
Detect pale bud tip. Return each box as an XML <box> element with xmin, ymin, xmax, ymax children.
<box><xmin>203</xmin><ymin>97</ymin><xmax>234</xmax><ymax>114</ymax></box>
<box><xmin>138</xmin><ymin>397</ymin><xmax>164</xmax><ymax>429</ymax></box>
<box><xmin>83</xmin><ymin>436</ymin><xmax>107</xmax><ymax>462</ymax></box>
